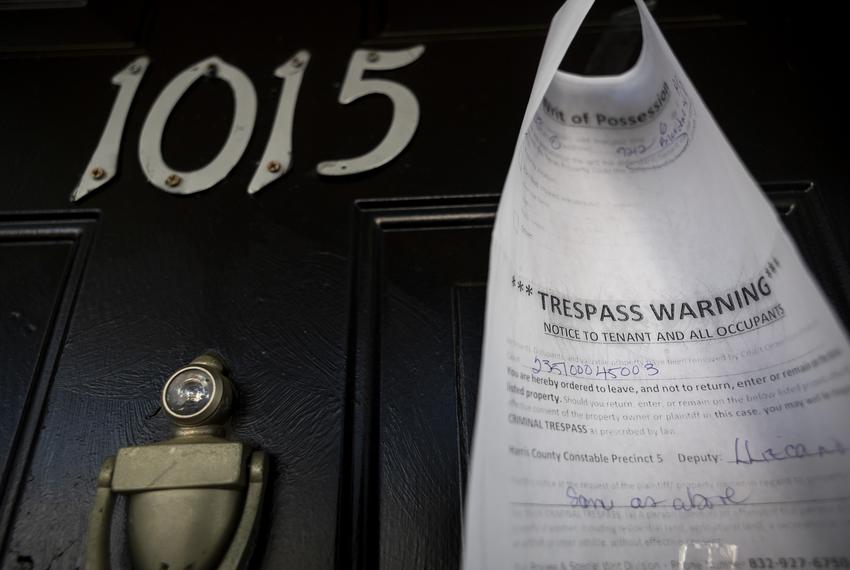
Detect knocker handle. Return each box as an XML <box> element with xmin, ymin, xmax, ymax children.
<box><xmin>83</xmin><ymin>355</ymin><xmax>267</xmax><ymax>570</ymax></box>
<box><xmin>219</xmin><ymin>450</ymin><xmax>268</xmax><ymax>570</ymax></box>
<box><xmin>85</xmin><ymin>456</ymin><xmax>116</xmax><ymax>570</ymax></box>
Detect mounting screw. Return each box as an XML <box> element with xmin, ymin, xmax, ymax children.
<box><xmin>91</xmin><ymin>167</ymin><xmax>106</xmax><ymax>180</ymax></box>
<box><xmin>291</xmin><ymin>57</ymin><xmax>303</xmax><ymax>69</ymax></box>
<box><xmin>366</xmin><ymin>51</ymin><xmax>380</xmax><ymax>63</ymax></box>
<box><xmin>206</xmin><ymin>63</ymin><xmax>219</xmax><ymax>77</ymax></box>
<box><xmin>129</xmin><ymin>63</ymin><xmax>142</xmax><ymax>74</ymax></box>
<box><xmin>267</xmin><ymin>160</ymin><xmax>282</xmax><ymax>173</ymax></box>
<box><xmin>165</xmin><ymin>174</ymin><xmax>182</xmax><ymax>187</ymax></box>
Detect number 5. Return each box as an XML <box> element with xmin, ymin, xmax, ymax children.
<box><xmin>317</xmin><ymin>46</ymin><xmax>424</xmax><ymax>176</ymax></box>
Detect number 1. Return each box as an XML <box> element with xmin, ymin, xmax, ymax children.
<box><xmin>71</xmin><ymin>57</ymin><xmax>149</xmax><ymax>202</ymax></box>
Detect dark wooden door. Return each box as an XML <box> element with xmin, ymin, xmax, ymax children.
<box><xmin>1</xmin><ymin>1</ymin><xmax>847</xmax><ymax>568</ymax></box>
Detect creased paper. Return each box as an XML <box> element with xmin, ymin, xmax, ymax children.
<box><xmin>464</xmin><ymin>1</ymin><xmax>850</xmax><ymax>567</ymax></box>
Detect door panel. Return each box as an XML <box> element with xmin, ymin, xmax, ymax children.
<box><xmin>0</xmin><ymin>215</ymin><xmax>97</xmax><ymax>569</ymax></box>
<box><xmin>0</xmin><ymin>240</ymin><xmax>72</xmax><ymax>481</ymax></box>
<box><xmin>344</xmin><ymin>197</ymin><xmax>495</xmax><ymax>568</ymax></box>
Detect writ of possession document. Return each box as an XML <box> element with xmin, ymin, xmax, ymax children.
<box><xmin>463</xmin><ymin>1</ymin><xmax>850</xmax><ymax>568</ymax></box>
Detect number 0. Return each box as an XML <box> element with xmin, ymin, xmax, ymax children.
<box><xmin>138</xmin><ymin>56</ymin><xmax>257</xmax><ymax>195</ymax></box>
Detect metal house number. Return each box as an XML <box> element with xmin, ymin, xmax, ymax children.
<box><xmin>72</xmin><ymin>46</ymin><xmax>424</xmax><ymax>202</ymax></box>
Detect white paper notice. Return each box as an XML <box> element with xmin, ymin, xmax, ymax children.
<box><xmin>463</xmin><ymin>1</ymin><xmax>850</xmax><ymax>568</ymax></box>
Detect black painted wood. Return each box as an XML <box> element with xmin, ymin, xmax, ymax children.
<box><xmin>0</xmin><ymin>1</ymin><xmax>846</xmax><ymax>568</ymax></box>
<box><xmin>0</xmin><ymin>215</ymin><xmax>97</xmax><ymax>569</ymax></box>
<box><xmin>0</xmin><ymin>0</ymin><xmax>151</xmax><ymax>55</ymax></box>
<box><xmin>0</xmin><ymin>240</ymin><xmax>71</xmax><ymax>484</ymax></box>
<box><xmin>342</xmin><ymin>197</ymin><xmax>496</xmax><ymax>569</ymax></box>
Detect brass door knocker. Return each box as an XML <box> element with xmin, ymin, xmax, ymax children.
<box><xmin>85</xmin><ymin>354</ymin><xmax>267</xmax><ymax>570</ymax></box>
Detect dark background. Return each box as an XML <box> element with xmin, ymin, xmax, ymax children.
<box><xmin>0</xmin><ymin>1</ymin><xmax>847</xmax><ymax>568</ymax></box>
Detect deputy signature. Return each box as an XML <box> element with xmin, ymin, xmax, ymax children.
<box><xmin>730</xmin><ymin>436</ymin><xmax>847</xmax><ymax>465</ymax></box>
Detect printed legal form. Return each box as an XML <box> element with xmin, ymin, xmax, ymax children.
<box><xmin>463</xmin><ymin>1</ymin><xmax>850</xmax><ymax>568</ymax></box>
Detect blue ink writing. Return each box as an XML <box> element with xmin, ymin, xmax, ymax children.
<box><xmin>732</xmin><ymin>436</ymin><xmax>847</xmax><ymax>465</ymax></box>
<box><xmin>532</xmin><ymin>356</ymin><xmax>659</xmax><ymax>380</ymax></box>
<box><xmin>566</xmin><ymin>486</ymin><xmax>614</xmax><ymax>511</ymax></box>
<box><xmin>564</xmin><ymin>485</ymin><xmax>747</xmax><ymax>511</ymax></box>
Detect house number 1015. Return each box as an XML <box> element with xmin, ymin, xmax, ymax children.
<box><xmin>71</xmin><ymin>46</ymin><xmax>424</xmax><ymax>202</ymax></box>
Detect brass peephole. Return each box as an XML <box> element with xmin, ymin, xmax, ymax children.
<box><xmin>85</xmin><ymin>354</ymin><xmax>267</xmax><ymax>570</ymax></box>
